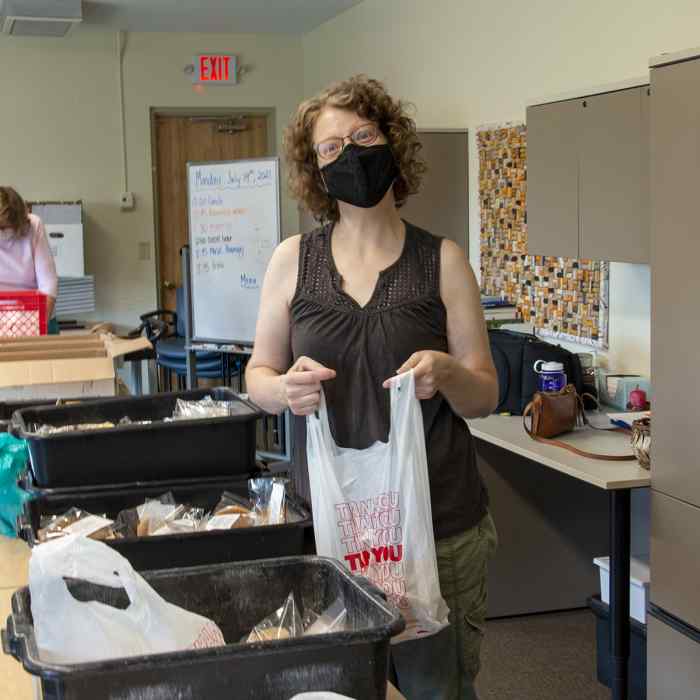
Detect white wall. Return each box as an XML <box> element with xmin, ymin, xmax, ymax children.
<box><xmin>0</xmin><ymin>29</ymin><xmax>303</xmax><ymax>327</ymax></box>
<box><xmin>301</xmin><ymin>0</ymin><xmax>700</xmax><ymax>375</ymax></box>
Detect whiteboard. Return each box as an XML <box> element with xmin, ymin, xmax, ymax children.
<box><xmin>187</xmin><ymin>158</ymin><xmax>281</xmax><ymax>345</ymax></box>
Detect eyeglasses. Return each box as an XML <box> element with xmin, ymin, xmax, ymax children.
<box><xmin>314</xmin><ymin>123</ymin><xmax>380</xmax><ymax>162</ymax></box>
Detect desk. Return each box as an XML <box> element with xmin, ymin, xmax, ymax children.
<box><xmin>467</xmin><ymin>414</ymin><xmax>650</xmax><ymax>700</ymax></box>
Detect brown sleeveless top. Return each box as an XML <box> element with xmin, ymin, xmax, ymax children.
<box><xmin>290</xmin><ymin>221</ymin><xmax>488</xmax><ymax>540</ymax></box>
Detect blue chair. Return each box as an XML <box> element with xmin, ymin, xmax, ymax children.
<box><xmin>133</xmin><ymin>288</ymin><xmax>238</xmax><ymax>391</ymax></box>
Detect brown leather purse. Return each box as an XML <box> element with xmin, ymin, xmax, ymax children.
<box><xmin>523</xmin><ymin>385</ymin><xmax>636</xmax><ymax>461</ymax></box>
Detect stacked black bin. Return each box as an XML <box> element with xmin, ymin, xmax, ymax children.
<box><xmin>11</xmin><ymin>388</ymin><xmax>314</xmax><ymax>569</ymax></box>
<box><xmin>11</xmin><ymin>388</ymin><xmax>262</xmax><ymax>487</ymax></box>
<box><xmin>2</xmin><ymin>389</ymin><xmax>411</xmax><ymax>699</ymax></box>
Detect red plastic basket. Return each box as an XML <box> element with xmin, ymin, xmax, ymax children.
<box><xmin>0</xmin><ymin>291</ymin><xmax>48</xmax><ymax>337</ymax></box>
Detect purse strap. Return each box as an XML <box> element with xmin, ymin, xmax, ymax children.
<box><xmin>523</xmin><ymin>393</ymin><xmax>636</xmax><ymax>462</ymax></box>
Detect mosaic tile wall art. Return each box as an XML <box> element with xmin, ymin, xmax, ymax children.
<box><xmin>477</xmin><ymin>123</ymin><xmax>609</xmax><ymax>349</ymax></box>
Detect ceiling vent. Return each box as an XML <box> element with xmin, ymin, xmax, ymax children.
<box><xmin>1</xmin><ymin>0</ymin><xmax>82</xmax><ymax>37</ymax></box>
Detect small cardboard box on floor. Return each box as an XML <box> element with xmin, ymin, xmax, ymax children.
<box><xmin>0</xmin><ymin>332</ymin><xmax>151</xmax><ymax>400</ymax></box>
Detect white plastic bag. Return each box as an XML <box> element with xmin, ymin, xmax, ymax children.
<box><xmin>290</xmin><ymin>694</ymin><xmax>356</xmax><ymax>700</ymax></box>
<box><xmin>29</xmin><ymin>535</ymin><xmax>225</xmax><ymax>664</ymax></box>
<box><xmin>306</xmin><ymin>370</ymin><xmax>449</xmax><ymax>643</ymax></box>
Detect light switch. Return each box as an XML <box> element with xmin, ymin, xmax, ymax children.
<box><xmin>138</xmin><ymin>242</ymin><xmax>151</xmax><ymax>261</ymax></box>
<box><xmin>120</xmin><ymin>192</ymin><xmax>135</xmax><ymax>210</ymax></box>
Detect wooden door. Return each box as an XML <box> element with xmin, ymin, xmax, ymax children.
<box><xmin>579</xmin><ymin>87</ymin><xmax>649</xmax><ymax>263</ymax></box>
<box><xmin>526</xmin><ymin>100</ymin><xmax>580</xmax><ymax>258</ymax></box>
<box><xmin>154</xmin><ymin>114</ymin><xmax>268</xmax><ymax>311</ymax></box>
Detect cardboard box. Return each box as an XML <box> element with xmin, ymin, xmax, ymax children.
<box><xmin>0</xmin><ymin>332</ymin><xmax>151</xmax><ymax>401</ymax></box>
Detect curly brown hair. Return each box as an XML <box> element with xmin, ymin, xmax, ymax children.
<box><xmin>0</xmin><ymin>186</ymin><xmax>30</xmax><ymax>238</ymax></box>
<box><xmin>284</xmin><ymin>75</ymin><xmax>426</xmax><ymax>223</ymax></box>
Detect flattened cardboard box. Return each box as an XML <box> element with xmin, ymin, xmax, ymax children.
<box><xmin>0</xmin><ymin>333</ymin><xmax>151</xmax><ymax>400</ymax></box>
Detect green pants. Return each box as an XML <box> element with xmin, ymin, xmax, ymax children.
<box><xmin>392</xmin><ymin>512</ymin><xmax>498</xmax><ymax>699</ymax></box>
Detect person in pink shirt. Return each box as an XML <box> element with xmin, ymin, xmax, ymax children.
<box><xmin>0</xmin><ymin>186</ymin><xmax>58</xmax><ymax>325</ymax></box>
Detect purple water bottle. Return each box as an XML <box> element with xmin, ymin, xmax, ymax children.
<box><xmin>534</xmin><ymin>360</ymin><xmax>567</xmax><ymax>392</ymax></box>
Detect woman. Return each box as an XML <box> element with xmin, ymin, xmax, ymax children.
<box><xmin>0</xmin><ymin>187</ymin><xmax>58</xmax><ymax>329</ymax></box>
<box><xmin>246</xmin><ymin>76</ymin><xmax>498</xmax><ymax>700</ymax></box>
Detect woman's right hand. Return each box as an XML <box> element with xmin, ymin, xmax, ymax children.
<box><xmin>282</xmin><ymin>356</ymin><xmax>336</xmax><ymax>415</ymax></box>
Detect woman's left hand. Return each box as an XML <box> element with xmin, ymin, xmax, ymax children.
<box><xmin>382</xmin><ymin>350</ymin><xmax>455</xmax><ymax>400</ymax></box>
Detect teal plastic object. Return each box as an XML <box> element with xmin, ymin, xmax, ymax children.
<box><xmin>0</xmin><ymin>433</ymin><xmax>30</xmax><ymax>538</ymax></box>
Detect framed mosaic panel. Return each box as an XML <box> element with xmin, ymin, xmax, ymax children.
<box><xmin>477</xmin><ymin>123</ymin><xmax>609</xmax><ymax>349</ymax></box>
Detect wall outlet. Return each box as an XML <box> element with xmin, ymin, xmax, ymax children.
<box><xmin>120</xmin><ymin>192</ymin><xmax>135</xmax><ymax>210</ymax></box>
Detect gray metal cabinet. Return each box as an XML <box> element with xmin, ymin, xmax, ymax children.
<box><xmin>526</xmin><ymin>101</ymin><xmax>580</xmax><ymax>258</ymax></box>
<box><xmin>648</xmin><ymin>54</ymin><xmax>700</xmax><ymax>699</ymax></box>
<box><xmin>526</xmin><ymin>87</ymin><xmax>649</xmax><ymax>262</ymax></box>
<box><xmin>648</xmin><ymin>614</ymin><xmax>700</xmax><ymax>700</ymax></box>
<box><xmin>650</xmin><ymin>491</ymin><xmax>700</xmax><ymax>629</ymax></box>
<box><xmin>640</xmin><ymin>86</ymin><xmax>651</xmax><ymax>259</ymax></box>
<box><xmin>650</xmin><ymin>58</ymin><xmax>700</xmax><ymax>507</ymax></box>
<box><xmin>579</xmin><ymin>87</ymin><xmax>650</xmax><ymax>263</ymax></box>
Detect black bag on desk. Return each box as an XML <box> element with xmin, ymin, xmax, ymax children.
<box><xmin>488</xmin><ymin>329</ymin><xmax>584</xmax><ymax>415</ymax></box>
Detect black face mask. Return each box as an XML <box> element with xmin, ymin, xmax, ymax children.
<box><xmin>320</xmin><ymin>143</ymin><xmax>398</xmax><ymax>209</ymax></box>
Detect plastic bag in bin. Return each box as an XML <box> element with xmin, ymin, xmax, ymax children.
<box><xmin>29</xmin><ymin>535</ymin><xmax>226</xmax><ymax>664</ymax></box>
<box><xmin>245</xmin><ymin>592</ymin><xmax>348</xmax><ymax>643</ymax></box>
<box><xmin>204</xmin><ymin>491</ymin><xmax>256</xmax><ymax>530</ymax></box>
<box><xmin>172</xmin><ymin>395</ymin><xmax>253</xmax><ymax>420</ymax></box>
<box><xmin>135</xmin><ymin>495</ymin><xmax>207</xmax><ymax>537</ymax></box>
<box><xmin>290</xmin><ymin>695</ymin><xmax>358</xmax><ymax>700</ymax></box>
<box><xmin>114</xmin><ymin>493</ymin><xmax>206</xmax><ymax>538</ymax></box>
<box><xmin>135</xmin><ymin>492</ymin><xmax>179</xmax><ymax>536</ymax></box>
<box><xmin>246</xmin><ymin>591</ymin><xmax>303</xmax><ymax>642</ymax></box>
<box><xmin>150</xmin><ymin>505</ymin><xmax>206</xmax><ymax>536</ymax></box>
<box><xmin>249</xmin><ymin>476</ymin><xmax>288</xmax><ymax>525</ymax></box>
<box><xmin>38</xmin><ymin>508</ymin><xmax>117</xmax><ymax>542</ymax></box>
<box><xmin>303</xmin><ymin>597</ymin><xmax>348</xmax><ymax>636</ymax></box>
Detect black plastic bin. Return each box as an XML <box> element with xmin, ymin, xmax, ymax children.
<box><xmin>10</xmin><ymin>388</ymin><xmax>263</xmax><ymax>488</ymax></box>
<box><xmin>588</xmin><ymin>595</ymin><xmax>647</xmax><ymax>700</ymax></box>
<box><xmin>18</xmin><ymin>476</ymin><xmax>314</xmax><ymax>570</ymax></box>
<box><xmin>2</xmin><ymin>556</ymin><xmax>405</xmax><ymax>700</ymax></box>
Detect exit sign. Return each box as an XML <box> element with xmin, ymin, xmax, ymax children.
<box><xmin>194</xmin><ymin>54</ymin><xmax>237</xmax><ymax>84</ymax></box>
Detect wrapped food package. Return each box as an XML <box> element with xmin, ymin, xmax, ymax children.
<box><xmin>249</xmin><ymin>477</ymin><xmax>289</xmax><ymax>526</ymax></box>
<box><xmin>245</xmin><ymin>592</ymin><xmax>348</xmax><ymax>645</ymax></box>
<box><xmin>205</xmin><ymin>491</ymin><xmax>256</xmax><ymax>530</ymax></box>
<box><xmin>38</xmin><ymin>508</ymin><xmax>117</xmax><ymax>543</ymax></box>
<box><xmin>246</xmin><ymin>591</ymin><xmax>303</xmax><ymax>643</ymax></box>
<box><xmin>33</xmin><ymin>422</ymin><xmax>115</xmax><ymax>436</ymax></box>
<box><xmin>172</xmin><ymin>396</ymin><xmax>253</xmax><ymax>421</ymax></box>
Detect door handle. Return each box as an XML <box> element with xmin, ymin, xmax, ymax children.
<box><xmin>163</xmin><ymin>280</ymin><xmax>176</xmax><ymax>290</ymax></box>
